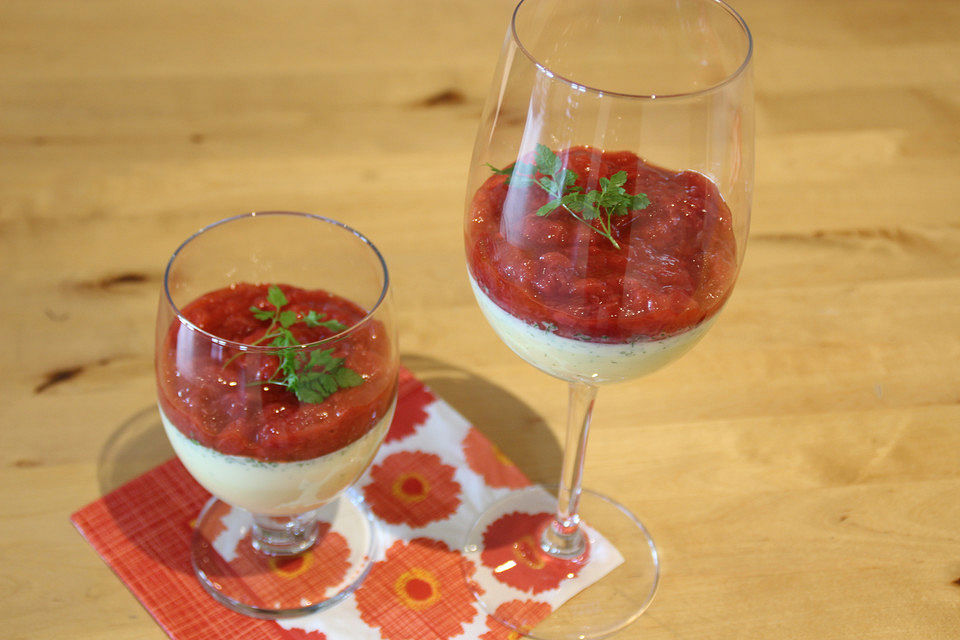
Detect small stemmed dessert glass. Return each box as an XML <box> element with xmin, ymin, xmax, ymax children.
<box><xmin>156</xmin><ymin>212</ymin><xmax>398</xmax><ymax>618</ymax></box>
<box><xmin>463</xmin><ymin>1</ymin><xmax>753</xmax><ymax>638</ymax></box>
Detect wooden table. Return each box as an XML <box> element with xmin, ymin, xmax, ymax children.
<box><xmin>3</xmin><ymin>1</ymin><xmax>958</xmax><ymax>638</ymax></box>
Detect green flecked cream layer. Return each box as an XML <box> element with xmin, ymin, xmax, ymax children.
<box><xmin>469</xmin><ymin>274</ymin><xmax>714</xmax><ymax>384</ymax></box>
<box><xmin>161</xmin><ymin>398</ymin><xmax>395</xmax><ymax>516</ymax></box>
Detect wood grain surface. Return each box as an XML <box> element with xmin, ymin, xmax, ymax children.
<box><xmin>2</xmin><ymin>1</ymin><xmax>959</xmax><ymax>638</ymax></box>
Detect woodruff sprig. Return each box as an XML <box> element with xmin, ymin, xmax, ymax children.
<box><xmin>226</xmin><ymin>285</ymin><xmax>363</xmax><ymax>404</ymax></box>
<box><xmin>488</xmin><ymin>144</ymin><xmax>651</xmax><ymax>249</ymax></box>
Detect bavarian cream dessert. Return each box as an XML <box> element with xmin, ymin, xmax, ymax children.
<box><xmin>156</xmin><ymin>283</ymin><xmax>397</xmax><ymax>517</ymax></box>
<box><xmin>466</xmin><ymin>146</ymin><xmax>739</xmax><ymax>384</ymax></box>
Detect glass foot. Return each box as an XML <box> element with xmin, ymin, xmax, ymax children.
<box><xmin>463</xmin><ymin>485</ymin><xmax>659</xmax><ymax>640</ymax></box>
<box><xmin>190</xmin><ymin>489</ymin><xmax>377</xmax><ymax>619</ymax></box>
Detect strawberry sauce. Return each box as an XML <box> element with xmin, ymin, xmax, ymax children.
<box><xmin>466</xmin><ymin>147</ymin><xmax>738</xmax><ymax>341</ymax></box>
<box><xmin>157</xmin><ymin>283</ymin><xmax>395</xmax><ymax>462</ymax></box>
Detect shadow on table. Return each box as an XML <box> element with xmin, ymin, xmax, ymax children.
<box><xmin>98</xmin><ymin>405</ymin><xmax>175</xmax><ymax>495</ymax></box>
<box><xmin>401</xmin><ymin>353</ymin><xmax>562</xmax><ymax>485</ymax></box>
<box><xmin>95</xmin><ymin>404</ymin><xmax>194</xmax><ymax>575</ymax></box>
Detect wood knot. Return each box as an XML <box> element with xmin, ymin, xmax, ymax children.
<box><xmin>34</xmin><ymin>366</ymin><xmax>84</xmax><ymax>393</ymax></box>
<box><xmin>415</xmin><ymin>89</ymin><xmax>466</xmax><ymax>108</ymax></box>
<box><xmin>78</xmin><ymin>272</ymin><xmax>151</xmax><ymax>291</ymax></box>
<box><xmin>99</xmin><ymin>272</ymin><xmax>148</xmax><ymax>287</ymax></box>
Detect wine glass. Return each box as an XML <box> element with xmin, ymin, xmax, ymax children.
<box><xmin>155</xmin><ymin>211</ymin><xmax>398</xmax><ymax>618</ymax></box>
<box><xmin>463</xmin><ymin>1</ymin><xmax>752</xmax><ymax>638</ymax></box>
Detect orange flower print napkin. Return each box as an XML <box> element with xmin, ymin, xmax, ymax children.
<box><xmin>72</xmin><ymin>369</ymin><xmax>624</xmax><ymax>640</ymax></box>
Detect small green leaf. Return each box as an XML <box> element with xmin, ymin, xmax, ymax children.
<box><xmin>536</xmin><ymin>201</ymin><xmax>561</xmax><ymax>217</ymax></box>
<box><xmin>296</xmin><ymin>381</ymin><xmax>327</xmax><ymax>404</ymax></box>
<box><xmin>534</xmin><ymin>144</ymin><xmax>561</xmax><ymax>176</ymax></box>
<box><xmin>485</xmin><ymin>162</ymin><xmax>514</xmax><ymax>176</ymax></box>
<box><xmin>278</xmin><ymin>310</ymin><xmax>297</xmax><ymax>328</ymax></box>
<box><xmin>598</xmin><ymin>190</ymin><xmax>619</xmax><ymax>209</ymax></box>
<box><xmin>267</xmin><ymin>285</ymin><xmax>288</xmax><ymax>309</ymax></box>
<box><xmin>270</xmin><ymin>327</ymin><xmax>298</xmax><ymax>348</ymax></box>
<box><xmin>538</xmin><ymin>176</ymin><xmax>561</xmax><ymax>196</ymax></box>
<box><xmin>307</xmin><ymin>348</ymin><xmax>335</xmax><ymax>369</ymax></box>
<box><xmin>560</xmin><ymin>193</ymin><xmax>584</xmax><ymax>212</ymax></box>
<box><xmin>573</xmin><ymin>192</ymin><xmax>599</xmax><ymax>219</ymax></box>
<box><xmin>557</xmin><ymin>168</ymin><xmax>577</xmax><ymax>189</ymax></box>
<box><xmin>609</xmin><ymin>171</ymin><xmax>628</xmax><ymax>187</ymax></box>
<box><xmin>320</xmin><ymin>373</ymin><xmax>339</xmax><ymax>395</ymax></box>
<box><xmin>302</xmin><ymin>312</ymin><xmax>346</xmax><ymax>332</ymax></box>
<box><xmin>580</xmin><ymin>206</ymin><xmax>601</xmax><ymax>220</ymax></box>
<box><xmin>250</xmin><ymin>306</ymin><xmax>273</xmax><ymax>321</ymax></box>
<box><xmin>631</xmin><ymin>193</ymin><xmax>651</xmax><ymax>210</ymax></box>
<box><xmin>335</xmin><ymin>368</ymin><xmax>364</xmax><ymax>388</ymax></box>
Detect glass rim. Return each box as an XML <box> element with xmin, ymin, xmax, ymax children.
<box><xmin>510</xmin><ymin>0</ymin><xmax>754</xmax><ymax>100</ymax></box>
<box><xmin>162</xmin><ymin>210</ymin><xmax>391</xmax><ymax>352</ymax></box>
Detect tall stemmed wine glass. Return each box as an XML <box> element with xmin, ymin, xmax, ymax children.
<box><xmin>156</xmin><ymin>212</ymin><xmax>398</xmax><ymax>618</ymax></box>
<box><xmin>463</xmin><ymin>1</ymin><xmax>753</xmax><ymax>638</ymax></box>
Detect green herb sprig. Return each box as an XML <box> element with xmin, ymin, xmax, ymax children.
<box><xmin>226</xmin><ymin>285</ymin><xmax>363</xmax><ymax>404</ymax></box>
<box><xmin>488</xmin><ymin>144</ymin><xmax>651</xmax><ymax>249</ymax></box>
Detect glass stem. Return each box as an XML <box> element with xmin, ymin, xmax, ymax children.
<box><xmin>541</xmin><ymin>380</ymin><xmax>597</xmax><ymax>558</ymax></box>
<box><xmin>251</xmin><ymin>511</ymin><xmax>320</xmax><ymax>556</ymax></box>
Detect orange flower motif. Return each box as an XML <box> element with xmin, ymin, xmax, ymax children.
<box><xmin>385</xmin><ymin>373</ymin><xmax>435</xmax><ymax>443</ymax></box>
<box><xmin>354</xmin><ymin>538</ymin><xmax>480</xmax><ymax>640</ymax></box>
<box><xmin>480</xmin><ymin>512</ymin><xmax>585</xmax><ymax>594</ymax></box>
<box><xmin>363</xmin><ymin>451</ymin><xmax>462</xmax><ymax>527</ymax></box>
<box><xmin>194</xmin><ymin>513</ymin><xmax>352</xmax><ymax>611</ymax></box>
<box><xmin>268</xmin><ymin>552</ymin><xmax>315</xmax><ymax>579</ymax></box>
<box><xmin>480</xmin><ymin>599</ymin><xmax>552</xmax><ymax>640</ymax></box>
<box><xmin>462</xmin><ymin>427</ymin><xmax>528</xmax><ymax>489</ymax></box>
